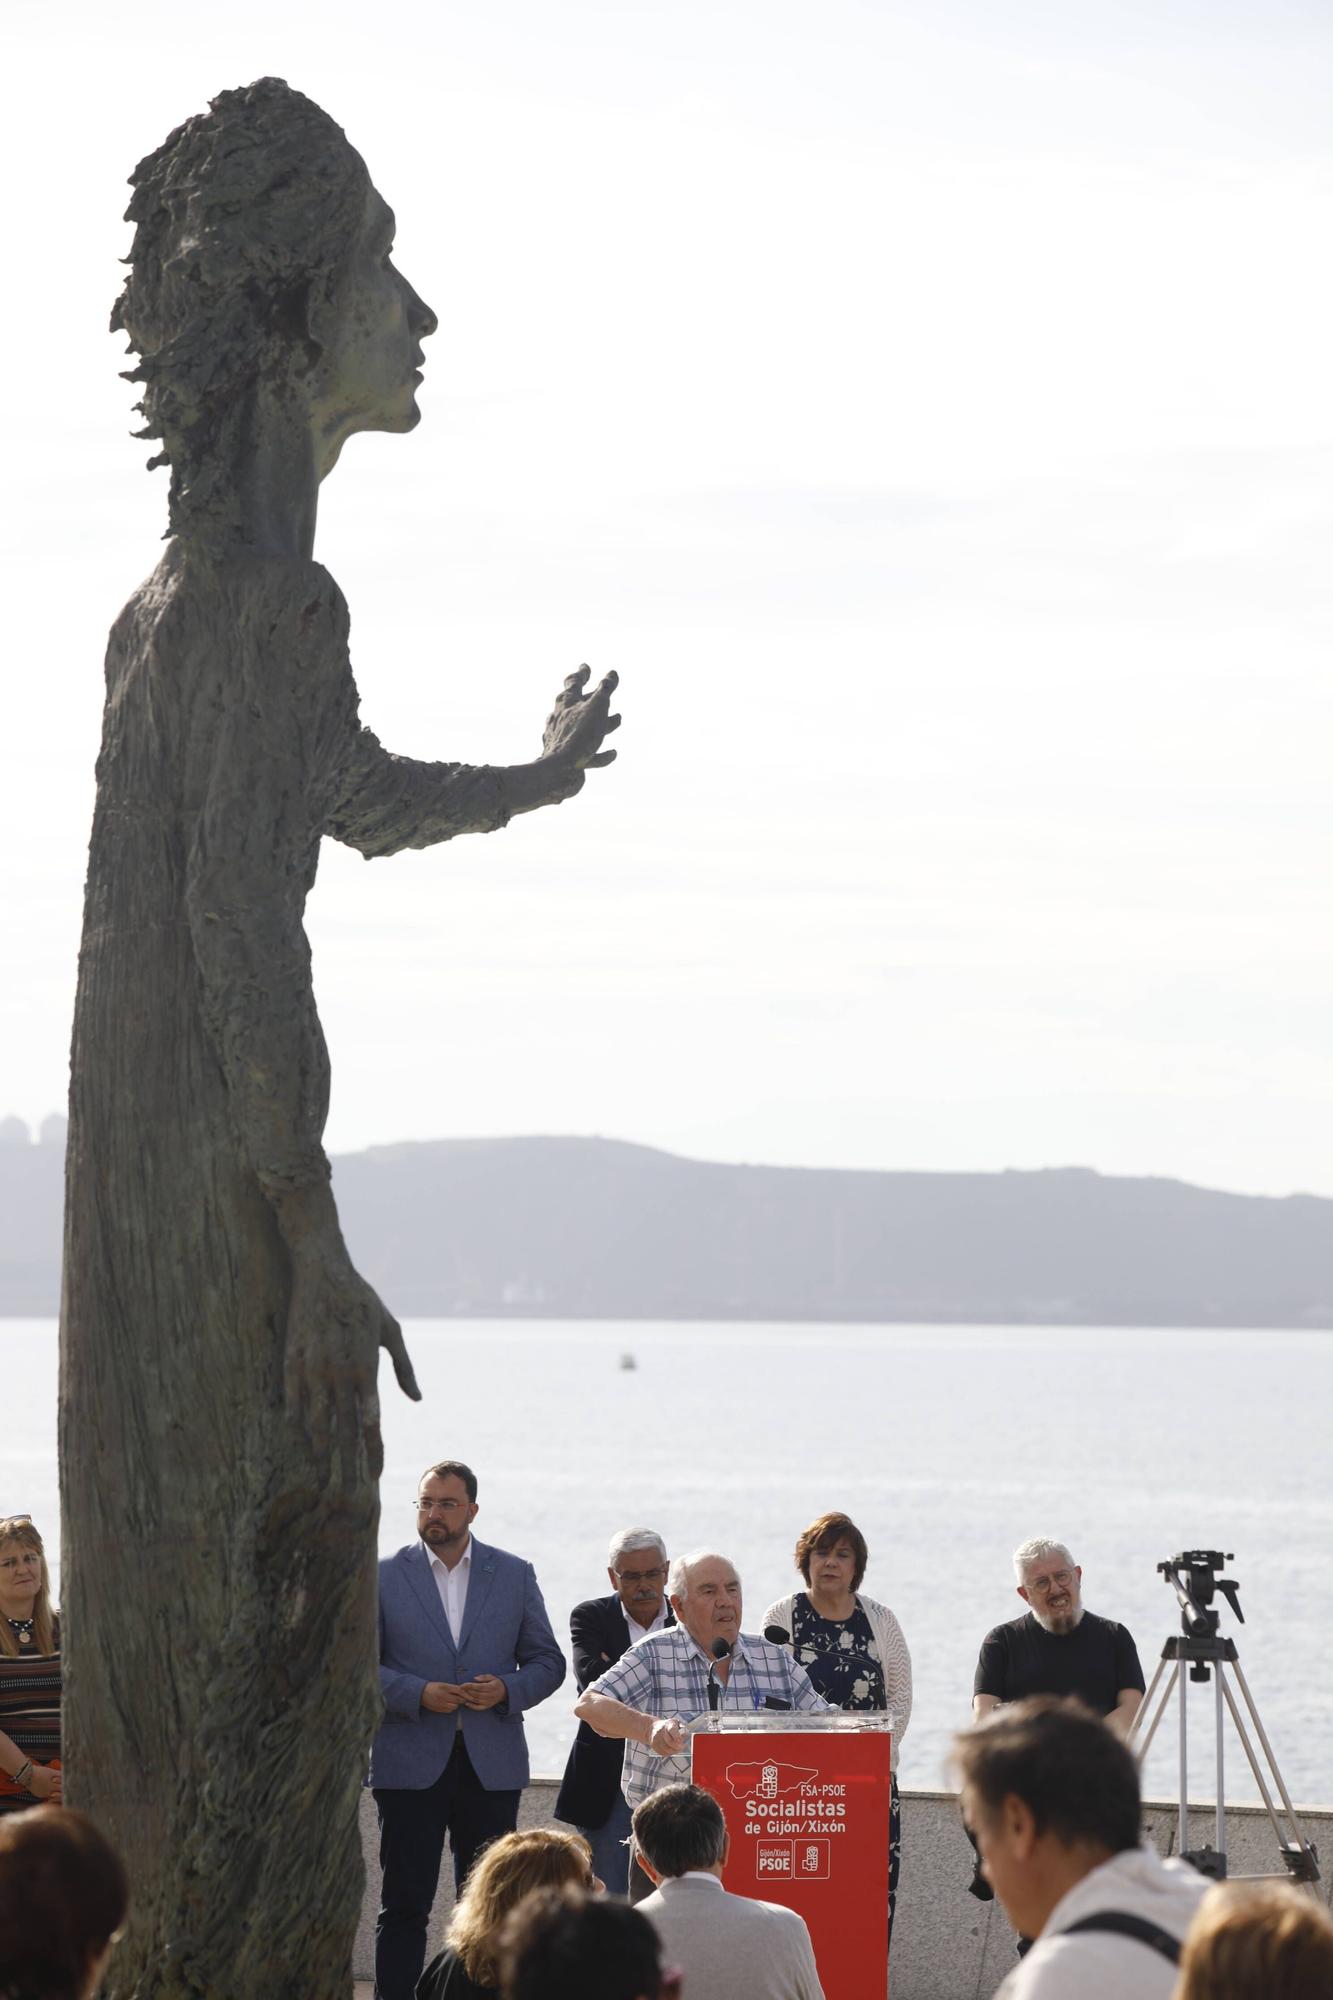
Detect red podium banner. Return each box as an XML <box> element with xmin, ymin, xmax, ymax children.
<box><xmin>692</xmin><ymin>1719</ymin><xmax>892</xmax><ymax>2000</ymax></box>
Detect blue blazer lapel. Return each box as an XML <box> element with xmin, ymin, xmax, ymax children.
<box><xmin>402</xmin><ymin>1543</ymin><xmax>456</xmax><ymax>1655</ymax></box>
<box><xmin>457</xmin><ymin>1541</ymin><xmax>497</xmax><ymax>1651</ymax></box>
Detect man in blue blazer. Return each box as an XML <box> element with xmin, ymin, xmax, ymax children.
<box><xmin>372</xmin><ymin>1458</ymin><xmax>566</xmax><ymax>2000</ymax></box>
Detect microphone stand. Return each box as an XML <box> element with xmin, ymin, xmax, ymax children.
<box><xmin>707</xmin><ymin>1637</ymin><xmax>733</xmax><ymax>1712</ymax></box>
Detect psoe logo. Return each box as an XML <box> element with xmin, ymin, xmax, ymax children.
<box><xmin>724</xmin><ymin>1760</ymin><xmax>819</xmax><ymax>1801</ymax></box>
<box><xmin>795</xmin><ymin>1840</ymin><xmax>831</xmax><ymax>1880</ymax></box>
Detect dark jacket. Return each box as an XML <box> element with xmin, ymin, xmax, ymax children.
<box><xmin>416</xmin><ymin>1943</ymin><xmax>494</xmax><ymax>2000</ymax></box>
<box><xmin>553</xmin><ymin>1592</ymin><xmax>674</xmax><ymax>1828</ymax></box>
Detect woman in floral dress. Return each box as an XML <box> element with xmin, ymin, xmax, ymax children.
<box><xmin>763</xmin><ymin>1511</ymin><xmax>912</xmax><ymax>1937</ymax></box>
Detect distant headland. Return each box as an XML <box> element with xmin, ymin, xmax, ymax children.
<box><xmin>3</xmin><ymin>1120</ymin><xmax>1330</xmax><ymax>1327</ymax></box>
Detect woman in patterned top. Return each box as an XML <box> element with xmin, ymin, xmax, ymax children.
<box><xmin>0</xmin><ymin>1518</ymin><xmax>62</xmax><ymax>1811</ymax></box>
<box><xmin>762</xmin><ymin>1511</ymin><xmax>912</xmax><ymax>1939</ymax></box>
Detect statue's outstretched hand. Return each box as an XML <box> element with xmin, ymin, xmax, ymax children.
<box><xmin>539</xmin><ymin>666</ymin><xmax>620</xmax><ymax>782</ymax></box>
<box><xmin>285</xmin><ymin>1252</ymin><xmax>421</xmax><ymax>1471</ymax></box>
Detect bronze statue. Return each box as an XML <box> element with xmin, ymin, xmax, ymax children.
<box><xmin>60</xmin><ymin>79</ymin><xmax>618</xmax><ymax>1995</ymax></box>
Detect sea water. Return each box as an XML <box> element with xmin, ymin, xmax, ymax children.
<box><xmin>4</xmin><ymin>1318</ymin><xmax>1330</xmax><ymax>1807</ymax></box>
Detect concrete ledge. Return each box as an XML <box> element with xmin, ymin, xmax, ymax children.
<box><xmin>356</xmin><ymin>1782</ymin><xmax>1333</xmax><ymax>1997</ymax></box>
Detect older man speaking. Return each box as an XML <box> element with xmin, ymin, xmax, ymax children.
<box><xmin>575</xmin><ymin>1550</ymin><xmax>828</xmax><ymax>1899</ymax></box>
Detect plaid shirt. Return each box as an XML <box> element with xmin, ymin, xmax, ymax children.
<box><xmin>587</xmin><ymin>1626</ymin><xmax>830</xmax><ymax>1807</ymax></box>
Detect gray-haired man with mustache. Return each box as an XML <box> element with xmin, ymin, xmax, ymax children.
<box><xmin>555</xmin><ymin>1529</ymin><xmax>675</xmax><ymax>1894</ymax></box>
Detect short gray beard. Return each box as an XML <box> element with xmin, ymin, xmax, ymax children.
<box><xmin>1032</xmin><ymin>1601</ymin><xmax>1084</xmax><ymax>1635</ymax></box>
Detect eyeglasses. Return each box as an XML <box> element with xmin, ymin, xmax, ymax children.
<box><xmin>614</xmin><ymin>1565</ymin><xmax>667</xmax><ymax>1585</ymax></box>
<box><xmin>1025</xmin><ymin>1568</ymin><xmax>1074</xmax><ymax>1595</ymax></box>
<box><xmin>417</xmin><ymin>1497</ymin><xmax>469</xmax><ymax>1515</ymax></box>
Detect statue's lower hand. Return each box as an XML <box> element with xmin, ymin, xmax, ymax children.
<box><xmin>285</xmin><ymin>1253</ymin><xmax>420</xmax><ymax>1466</ymax></box>
<box><xmin>539</xmin><ymin>665</ymin><xmax>620</xmax><ymax>791</ymax></box>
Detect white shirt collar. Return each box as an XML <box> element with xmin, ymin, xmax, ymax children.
<box><xmin>624</xmin><ymin>1601</ymin><xmax>669</xmax><ymax>1642</ymax></box>
<box><xmin>422</xmin><ymin>1536</ymin><xmax>472</xmax><ymax>1572</ymax></box>
<box><xmin>674</xmin><ymin>1872</ymin><xmax>724</xmax><ymax>1889</ymax></box>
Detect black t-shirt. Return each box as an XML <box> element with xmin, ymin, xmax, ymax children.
<box><xmin>973</xmin><ymin>1610</ymin><xmax>1145</xmax><ymax>1715</ymax></box>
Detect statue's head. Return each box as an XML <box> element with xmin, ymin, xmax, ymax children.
<box><xmin>112</xmin><ymin>78</ymin><xmax>436</xmax><ymax>542</ymax></box>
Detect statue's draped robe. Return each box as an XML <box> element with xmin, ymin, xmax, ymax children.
<box><xmin>61</xmin><ymin>546</ymin><xmax>510</xmax><ymax>1997</ymax></box>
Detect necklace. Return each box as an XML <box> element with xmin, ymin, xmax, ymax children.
<box><xmin>5</xmin><ymin>1617</ymin><xmax>35</xmax><ymax>1649</ymax></box>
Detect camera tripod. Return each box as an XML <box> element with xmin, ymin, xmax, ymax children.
<box><xmin>1128</xmin><ymin>1550</ymin><xmax>1319</xmax><ymax>1886</ymax></box>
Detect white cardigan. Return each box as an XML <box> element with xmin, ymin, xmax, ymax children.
<box><xmin>760</xmin><ymin>1591</ymin><xmax>912</xmax><ymax>1774</ymax></box>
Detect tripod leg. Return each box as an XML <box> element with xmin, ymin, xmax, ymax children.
<box><xmin>1227</xmin><ymin>1658</ymin><xmax>1321</xmax><ymax>1881</ymax></box>
<box><xmin>1218</xmin><ymin>1671</ymin><xmax>1288</xmax><ymax>1850</ymax></box>
<box><xmin>1214</xmin><ymin>1661</ymin><xmax>1226</xmax><ymax>1862</ymax></box>
<box><xmin>1130</xmin><ymin>1656</ymin><xmax>1170</xmax><ymax>1750</ymax></box>
<box><xmin>1131</xmin><ymin>1657</ymin><xmax>1175</xmax><ymax>1765</ymax></box>
<box><xmin>1177</xmin><ymin>1660</ymin><xmax>1189</xmax><ymax>1857</ymax></box>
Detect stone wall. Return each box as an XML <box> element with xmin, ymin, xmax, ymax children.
<box><xmin>355</xmin><ymin>1782</ymin><xmax>1333</xmax><ymax>1996</ymax></box>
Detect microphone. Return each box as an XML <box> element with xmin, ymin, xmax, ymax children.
<box><xmin>765</xmin><ymin>1622</ymin><xmax>846</xmax><ymax>1667</ymax></box>
<box><xmin>765</xmin><ymin>1622</ymin><xmax>878</xmax><ymax>1696</ymax></box>
<box><xmin>707</xmin><ymin>1637</ymin><xmax>733</xmax><ymax>1712</ymax></box>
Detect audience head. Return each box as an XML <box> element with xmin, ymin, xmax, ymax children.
<box><xmin>1012</xmin><ymin>1537</ymin><xmax>1083</xmax><ymax>1633</ymax></box>
<box><xmin>0</xmin><ymin>1519</ymin><xmax>55</xmax><ymax>1658</ymax></box>
<box><xmin>607</xmin><ymin>1530</ymin><xmax>669</xmax><ymax>1626</ymax></box>
<box><xmin>1175</xmin><ymin>1879</ymin><xmax>1333</xmax><ymax>2000</ymax></box>
<box><xmin>632</xmin><ymin>1783</ymin><xmax>729</xmax><ymax>1884</ymax></box>
<box><xmin>445</xmin><ymin>1829</ymin><xmax>594</xmax><ymax>1987</ymax></box>
<box><xmin>0</xmin><ymin>1808</ymin><xmax>129</xmax><ymax>2000</ymax></box>
<box><xmin>499</xmin><ymin>1886</ymin><xmax>679</xmax><ymax>2000</ymax></box>
<box><xmin>952</xmin><ymin>1696</ymin><xmax>1140</xmax><ymax>1938</ymax></box>
<box><xmin>795</xmin><ymin>1511</ymin><xmax>868</xmax><ymax>1593</ymax></box>
<box><xmin>666</xmin><ymin>1550</ymin><xmax>741</xmax><ymax>1653</ymax></box>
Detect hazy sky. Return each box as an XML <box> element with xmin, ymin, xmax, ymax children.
<box><xmin>4</xmin><ymin>0</ymin><xmax>1332</xmax><ymax>1196</ymax></box>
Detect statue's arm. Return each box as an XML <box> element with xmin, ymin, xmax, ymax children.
<box><xmin>326</xmin><ymin>665</ymin><xmax>619</xmax><ymax>857</ymax></box>
<box><xmin>184</xmin><ymin>669</ymin><xmax>419</xmax><ymax>1423</ymax></box>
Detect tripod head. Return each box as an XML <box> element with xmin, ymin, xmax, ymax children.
<box><xmin>1158</xmin><ymin>1550</ymin><xmax>1243</xmax><ymax>1640</ymax></box>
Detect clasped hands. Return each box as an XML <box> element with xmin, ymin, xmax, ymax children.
<box><xmin>422</xmin><ymin>1675</ymin><xmax>507</xmax><ymax>1714</ymax></box>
